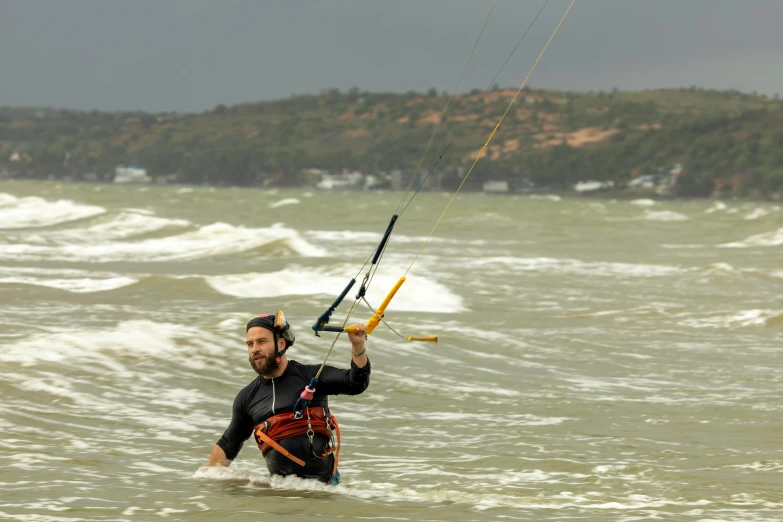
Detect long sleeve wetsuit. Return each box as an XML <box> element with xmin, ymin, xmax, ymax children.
<box><xmin>216</xmin><ymin>358</ymin><xmax>370</xmax><ymax>482</ymax></box>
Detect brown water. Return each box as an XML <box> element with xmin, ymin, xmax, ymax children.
<box><xmin>1</xmin><ymin>180</ymin><xmax>782</xmax><ymax>521</ymax></box>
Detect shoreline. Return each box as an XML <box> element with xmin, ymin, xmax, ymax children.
<box><xmin>2</xmin><ymin>178</ymin><xmax>780</xmax><ymax>205</ymax></box>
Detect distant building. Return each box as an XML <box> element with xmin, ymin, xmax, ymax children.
<box><xmin>574</xmin><ymin>180</ymin><xmax>614</xmax><ymax>193</ymax></box>
<box><xmin>627</xmin><ymin>163</ymin><xmax>683</xmax><ymax>196</ymax></box>
<box><xmin>113</xmin><ymin>165</ymin><xmax>151</xmax><ymax>184</ymax></box>
<box><xmin>627</xmin><ymin>175</ymin><xmax>655</xmax><ymax>189</ymax></box>
<box><xmin>483</xmin><ymin>180</ymin><xmax>510</xmax><ymax>193</ymax></box>
<box><xmin>315</xmin><ymin>169</ymin><xmax>363</xmax><ymax>190</ymax></box>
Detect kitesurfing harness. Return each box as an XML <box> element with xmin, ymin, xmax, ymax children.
<box><xmin>253</xmin><ymin>406</ymin><xmax>341</xmax><ymax>475</ymax></box>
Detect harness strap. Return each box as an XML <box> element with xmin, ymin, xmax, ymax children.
<box><xmin>254</xmin><ymin>429</ymin><xmax>306</xmax><ymax>467</ymax></box>
<box><xmin>254</xmin><ymin>407</ymin><xmax>340</xmax><ymax>473</ymax></box>
<box><xmin>330</xmin><ymin>415</ymin><xmax>341</xmax><ymax>475</ymax></box>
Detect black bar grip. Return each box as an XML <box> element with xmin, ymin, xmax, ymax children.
<box><xmin>318</xmin><ymin>325</ymin><xmax>346</xmax><ymax>333</ymax></box>
<box><xmin>311</xmin><ymin>278</ymin><xmax>355</xmax><ymax>331</ymax></box>
<box><xmin>371</xmin><ymin>214</ymin><xmax>398</xmax><ymax>265</ymax></box>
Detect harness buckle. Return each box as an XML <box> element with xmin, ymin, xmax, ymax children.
<box><xmin>306</xmin><ymin>408</ymin><xmax>314</xmax><ymax>445</ymax></box>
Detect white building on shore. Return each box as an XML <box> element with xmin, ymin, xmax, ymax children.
<box><xmin>113</xmin><ymin>166</ymin><xmax>151</xmax><ymax>184</ymax></box>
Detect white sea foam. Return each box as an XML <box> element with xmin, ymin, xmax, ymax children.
<box><xmin>744</xmin><ymin>208</ymin><xmax>769</xmax><ymax>220</ymax></box>
<box><xmin>679</xmin><ymin>309</ymin><xmax>782</xmax><ymax>329</ymax></box>
<box><xmin>686</xmin><ymin>262</ymin><xmax>750</xmax><ymax>283</ymax></box>
<box><xmin>630</xmin><ymin>199</ymin><xmax>656</xmax><ymax>207</ymax></box>
<box><xmin>269</xmin><ymin>198</ymin><xmax>300</xmax><ymax>208</ymax></box>
<box><xmin>468</xmin><ymin>256</ymin><xmax>683</xmax><ymax>278</ymax></box>
<box><xmin>705</xmin><ymin>262</ymin><xmax>736</xmax><ymax>273</ymax></box>
<box><xmin>45</xmin><ymin>211</ymin><xmax>190</xmax><ymax>241</ymax></box>
<box><xmin>305</xmin><ymin>229</ymin><xmax>490</xmax><ymax>246</ymax></box>
<box><xmin>205</xmin><ymin>265</ymin><xmax>464</xmax><ymax>313</ymax></box>
<box><xmin>0</xmin><ymin>222</ymin><xmax>326</xmax><ymax>263</ymax></box>
<box><xmin>0</xmin><ymin>274</ymin><xmax>137</xmax><ymax>293</ymax></box>
<box><xmin>728</xmin><ymin>461</ymin><xmax>783</xmax><ymax>472</ymax></box>
<box><xmin>307</xmin><ymin>230</ymin><xmax>382</xmax><ymax>243</ymax></box>
<box><xmin>451</xmin><ymin>212</ymin><xmax>515</xmax><ymax>224</ymax></box>
<box><xmin>719</xmin><ymin>228</ymin><xmax>783</xmax><ymax>248</ymax></box>
<box><xmin>705</xmin><ymin>201</ymin><xmax>727</xmax><ymax>213</ymax></box>
<box><xmin>192</xmin><ymin>462</ymin><xmax>715</xmax><ymax>513</ymax></box>
<box><xmin>643</xmin><ymin>210</ymin><xmax>689</xmax><ymax>222</ymax></box>
<box><xmin>124</xmin><ymin>207</ymin><xmax>155</xmax><ymax>215</ymax></box>
<box><xmin>0</xmin><ymin>193</ymin><xmax>18</xmax><ymax>206</ymax></box>
<box><xmin>0</xmin><ymin>320</ymin><xmax>228</xmax><ymax>368</ymax></box>
<box><xmin>0</xmin><ymin>267</ymin><xmax>139</xmax><ymax>293</ymax></box>
<box><xmin>0</xmin><ymin>194</ymin><xmax>105</xmax><ymax>229</ymax></box>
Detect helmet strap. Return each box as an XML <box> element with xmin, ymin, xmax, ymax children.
<box><xmin>273</xmin><ymin>332</ymin><xmax>287</xmax><ymax>363</ymax></box>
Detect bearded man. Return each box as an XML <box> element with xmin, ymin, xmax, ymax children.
<box><xmin>203</xmin><ymin>312</ymin><xmax>370</xmax><ymax>484</ymax></box>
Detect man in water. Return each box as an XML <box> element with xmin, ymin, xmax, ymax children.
<box><xmin>203</xmin><ymin>311</ymin><xmax>370</xmax><ymax>484</ymax></box>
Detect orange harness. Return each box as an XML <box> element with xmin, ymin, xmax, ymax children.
<box><xmin>253</xmin><ymin>407</ymin><xmax>340</xmax><ymax>475</ymax></box>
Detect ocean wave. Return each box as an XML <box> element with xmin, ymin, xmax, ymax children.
<box><xmin>605</xmin><ymin>208</ymin><xmax>689</xmax><ymax>223</ymax></box>
<box><xmin>679</xmin><ymin>309</ymin><xmax>783</xmax><ymax>329</ymax></box>
<box><xmin>43</xmin><ymin>210</ymin><xmax>191</xmax><ymax>241</ymax></box>
<box><xmin>744</xmin><ymin>208</ymin><xmax>770</xmax><ymax>220</ymax></box>
<box><xmin>642</xmin><ymin>210</ymin><xmax>689</xmax><ymax>222</ymax></box>
<box><xmin>0</xmin><ymin>266</ymin><xmax>137</xmax><ymax>293</ymax></box>
<box><xmin>192</xmin><ymin>462</ymin><xmax>726</xmax><ymax>513</ymax></box>
<box><xmin>719</xmin><ymin>227</ymin><xmax>783</xmax><ymax>248</ymax></box>
<box><xmin>0</xmin><ymin>222</ymin><xmax>326</xmax><ymax>263</ymax></box>
<box><xmin>705</xmin><ymin>201</ymin><xmax>727</xmax><ymax>213</ymax></box>
<box><xmin>450</xmin><ymin>212</ymin><xmax>516</xmax><ymax>224</ymax></box>
<box><xmin>468</xmin><ymin>256</ymin><xmax>684</xmax><ymax>278</ymax></box>
<box><xmin>305</xmin><ymin>229</ymin><xmax>492</xmax><ymax>247</ymax></box>
<box><xmin>269</xmin><ymin>198</ymin><xmax>300</xmax><ymax>208</ymax></box>
<box><xmin>206</xmin><ymin>264</ymin><xmax>464</xmax><ymax>313</ymax></box>
<box><xmin>0</xmin><ymin>320</ymin><xmax>229</xmax><ymax>369</ymax></box>
<box><xmin>0</xmin><ymin>193</ymin><xmax>18</xmax><ymax>206</ymax></box>
<box><xmin>683</xmin><ymin>263</ymin><xmax>783</xmax><ymax>285</ymax></box>
<box><xmin>0</xmin><ymin>263</ymin><xmax>463</xmax><ymax>308</ymax></box>
<box><xmin>0</xmin><ymin>193</ymin><xmax>105</xmax><ymax>229</ymax></box>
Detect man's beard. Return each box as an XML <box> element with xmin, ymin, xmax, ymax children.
<box><xmin>249</xmin><ymin>353</ymin><xmax>279</xmax><ymax>376</ymax></box>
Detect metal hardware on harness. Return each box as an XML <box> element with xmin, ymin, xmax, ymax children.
<box><xmin>306</xmin><ymin>408</ymin><xmax>314</xmax><ymax>445</ymax></box>
<box><xmin>293</xmin><ymin>377</ymin><xmax>318</xmax><ymax>419</ymax></box>
<box><xmin>325</xmin><ymin>409</ymin><xmax>337</xmax><ymax>454</ymax></box>
<box><xmin>306</xmin><ymin>407</ymin><xmax>318</xmax><ymax>459</ymax></box>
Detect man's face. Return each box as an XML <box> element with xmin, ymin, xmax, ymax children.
<box><xmin>246</xmin><ymin>326</ymin><xmax>283</xmax><ymax>376</ymax></box>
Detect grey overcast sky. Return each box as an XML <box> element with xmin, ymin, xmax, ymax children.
<box><xmin>1</xmin><ymin>0</ymin><xmax>781</xmax><ymax>112</ymax></box>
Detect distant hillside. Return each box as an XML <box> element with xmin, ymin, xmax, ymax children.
<box><xmin>1</xmin><ymin>86</ymin><xmax>782</xmax><ymax>197</ymax></box>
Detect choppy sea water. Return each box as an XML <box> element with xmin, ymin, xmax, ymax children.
<box><xmin>1</xmin><ymin>180</ymin><xmax>782</xmax><ymax>521</ymax></box>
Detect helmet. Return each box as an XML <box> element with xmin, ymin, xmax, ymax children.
<box><xmin>246</xmin><ymin>310</ymin><xmax>295</xmax><ymax>348</ymax></box>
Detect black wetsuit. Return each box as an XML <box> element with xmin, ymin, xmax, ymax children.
<box><xmin>217</xmin><ymin>358</ymin><xmax>370</xmax><ymax>483</ymax></box>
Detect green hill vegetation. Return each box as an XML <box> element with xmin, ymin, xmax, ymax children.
<box><xmin>1</xmin><ymin>86</ymin><xmax>782</xmax><ymax>198</ymax></box>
